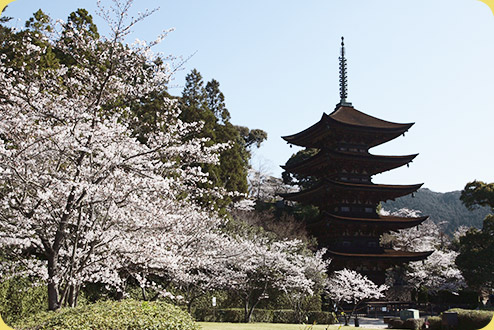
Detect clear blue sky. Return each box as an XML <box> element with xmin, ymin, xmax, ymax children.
<box><xmin>4</xmin><ymin>0</ymin><xmax>494</xmax><ymax>192</ymax></box>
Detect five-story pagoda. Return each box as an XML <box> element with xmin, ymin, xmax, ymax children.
<box><xmin>280</xmin><ymin>38</ymin><xmax>432</xmax><ymax>284</ymax></box>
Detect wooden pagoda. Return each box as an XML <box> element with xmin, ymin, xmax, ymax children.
<box><xmin>280</xmin><ymin>38</ymin><xmax>432</xmax><ymax>284</ymax></box>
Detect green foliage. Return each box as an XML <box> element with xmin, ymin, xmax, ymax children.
<box><xmin>446</xmin><ymin>308</ymin><xmax>493</xmax><ymax>330</ymax></box>
<box><xmin>0</xmin><ymin>276</ymin><xmax>47</xmax><ymax>325</ymax></box>
<box><xmin>199</xmin><ymin>308</ymin><xmax>244</xmax><ymax>323</ymax></box>
<box><xmin>128</xmin><ymin>90</ymin><xmax>178</xmax><ymax>144</ymax></box>
<box><xmin>66</xmin><ymin>9</ymin><xmax>100</xmax><ymax>39</ymax></box>
<box><xmin>188</xmin><ymin>290</ymin><xmax>241</xmax><ymax>313</ymax></box>
<box><xmin>13</xmin><ymin>299</ymin><xmax>198</xmax><ymax>330</ymax></box>
<box><xmin>383</xmin><ymin>188</ymin><xmax>491</xmax><ymax>234</ymax></box>
<box><xmin>272</xmin><ymin>310</ymin><xmax>299</xmax><ymax>323</ymax></box>
<box><xmin>236</xmin><ymin>126</ymin><xmax>268</xmax><ymax>149</ymax></box>
<box><xmin>250</xmin><ymin>309</ymin><xmax>275</xmax><ymax>323</ymax></box>
<box><xmin>427</xmin><ymin>316</ymin><xmax>442</xmax><ymax>330</ymax></box>
<box><xmin>179</xmin><ymin>69</ymin><xmax>266</xmax><ymax>198</ymax></box>
<box><xmin>193</xmin><ymin>308</ymin><xmax>336</xmax><ymax>324</ymax></box>
<box><xmin>1</xmin><ymin>10</ymin><xmax>59</xmax><ymax>74</ymax></box>
<box><xmin>456</xmin><ymin>180</ymin><xmax>494</xmax><ymax>292</ymax></box>
<box><xmin>387</xmin><ymin>318</ymin><xmax>404</xmax><ymax>329</ymax></box>
<box><xmin>25</xmin><ymin>9</ymin><xmax>53</xmax><ymax>32</ymax></box>
<box><xmin>306</xmin><ymin>311</ymin><xmax>337</xmax><ymax>325</ymax></box>
<box><xmin>282</xmin><ymin>148</ymin><xmax>319</xmax><ymax>190</ymax></box>
<box><xmin>458</xmin><ymin>219</ymin><xmax>494</xmax><ymax>291</ymax></box>
<box><xmin>460</xmin><ymin>180</ymin><xmax>494</xmax><ymax>212</ymax></box>
<box><xmin>388</xmin><ymin>318</ymin><xmax>424</xmax><ymax>330</ymax></box>
<box><xmin>402</xmin><ymin>318</ymin><xmax>424</xmax><ymax>330</ymax></box>
<box><xmin>457</xmin><ymin>219</ymin><xmax>494</xmax><ymax>290</ymax></box>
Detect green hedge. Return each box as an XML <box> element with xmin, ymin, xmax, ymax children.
<box><xmin>307</xmin><ymin>311</ymin><xmax>336</xmax><ymax>324</ymax></box>
<box><xmin>272</xmin><ymin>309</ymin><xmax>298</xmax><ymax>323</ymax></box>
<box><xmin>0</xmin><ymin>276</ymin><xmax>47</xmax><ymax>325</ymax></box>
<box><xmin>12</xmin><ymin>299</ymin><xmax>198</xmax><ymax>330</ymax></box>
<box><xmin>446</xmin><ymin>308</ymin><xmax>493</xmax><ymax>330</ymax></box>
<box><xmin>388</xmin><ymin>318</ymin><xmax>424</xmax><ymax>330</ymax></box>
<box><xmin>388</xmin><ymin>318</ymin><xmax>405</xmax><ymax>329</ymax></box>
<box><xmin>403</xmin><ymin>318</ymin><xmax>424</xmax><ymax>330</ymax></box>
<box><xmin>193</xmin><ymin>308</ymin><xmax>336</xmax><ymax>324</ymax></box>
<box><xmin>427</xmin><ymin>316</ymin><xmax>442</xmax><ymax>330</ymax></box>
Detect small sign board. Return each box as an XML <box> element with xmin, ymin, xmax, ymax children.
<box><xmin>400</xmin><ymin>309</ymin><xmax>419</xmax><ymax>320</ymax></box>
<box><xmin>212</xmin><ymin>296</ymin><xmax>216</xmax><ymax>307</ymax></box>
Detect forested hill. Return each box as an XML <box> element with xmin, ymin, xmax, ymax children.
<box><xmin>382</xmin><ymin>188</ymin><xmax>491</xmax><ymax>235</ymax></box>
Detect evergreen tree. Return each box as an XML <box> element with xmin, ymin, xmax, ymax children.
<box><xmin>456</xmin><ymin>180</ymin><xmax>494</xmax><ymax>292</ymax></box>
<box><xmin>281</xmin><ymin>148</ymin><xmax>319</xmax><ymax>189</ymax></box>
<box><xmin>179</xmin><ymin>69</ymin><xmax>266</xmax><ymax>196</ymax></box>
<box><xmin>205</xmin><ymin>79</ymin><xmax>230</xmax><ymax>123</ymax></box>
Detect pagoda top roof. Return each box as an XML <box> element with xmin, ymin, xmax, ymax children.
<box><xmin>282</xmin><ymin>149</ymin><xmax>418</xmax><ymax>176</ymax></box>
<box><xmin>279</xmin><ymin>179</ymin><xmax>423</xmax><ymax>205</ymax></box>
<box><xmin>330</xmin><ymin>106</ymin><xmax>414</xmax><ymax>130</ymax></box>
<box><xmin>282</xmin><ymin>106</ymin><xmax>414</xmax><ymax>147</ymax></box>
<box><xmin>326</xmin><ymin>249</ymin><xmax>433</xmax><ymax>261</ymax></box>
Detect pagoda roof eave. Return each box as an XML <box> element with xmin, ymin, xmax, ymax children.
<box><xmin>326</xmin><ymin>249</ymin><xmax>433</xmax><ymax>261</ymax></box>
<box><xmin>308</xmin><ymin>212</ymin><xmax>429</xmax><ymax>227</ymax></box>
<box><xmin>279</xmin><ymin>180</ymin><xmax>423</xmax><ymax>204</ymax></box>
<box><xmin>282</xmin><ymin>150</ymin><xmax>418</xmax><ymax>175</ymax></box>
<box><xmin>282</xmin><ymin>113</ymin><xmax>326</xmax><ymax>145</ymax></box>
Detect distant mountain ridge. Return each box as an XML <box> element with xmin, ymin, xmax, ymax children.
<box><xmin>382</xmin><ymin>188</ymin><xmax>491</xmax><ymax>234</ymax></box>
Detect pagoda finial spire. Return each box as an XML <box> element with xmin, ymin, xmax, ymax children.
<box><xmin>337</xmin><ymin>36</ymin><xmax>352</xmax><ymax>108</ymax></box>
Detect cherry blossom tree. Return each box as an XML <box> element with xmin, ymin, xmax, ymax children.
<box><xmin>405</xmin><ymin>250</ymin><xmax>465</xmax><ymax>292</ymax></box>
<box><xmin>326</xmin><ymin>269</ymin><xmax>388</xmax><ymax>326</ymax></box>
<box><xmin>226</xmin><ymin>233</ymin><xmax>328</xmax><ymax>323</ymax></box>
<box><xmin>0</xmin><ymin>1</ymin><xmax>236</xmax><ymax>310</ymax></box>
<box><xmin>0</xmin><ymin>1</ymin><xmax>335</xmax><ymax>317</ymax></box>
<box><xmin>384</xmin><ymin>208</ymin><xmax>465</xmax><ymax>293</ymax></box>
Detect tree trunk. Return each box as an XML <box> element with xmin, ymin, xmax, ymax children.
<box><xmin>74</xmin><ymin>285</ymin><xmax>80</xmax><ymax>307</ymax></box>
<box><xmin>245</xmin><ymin>298</ymin><xmax>261</xmax><ymax>323</ymax></box>
<box><xmin>349</xmin><ymin>302</ymin><xmax>360</xmax><ymax>327</ymax></box>
<box><xmin>187</xmin><ymin>296</ymin><xmax>197</xmax><ymax>313</ymax></box>
<box><xmin>116</xmin><ymin>290</ymin><xmax>125</xmax><ymax>300</ymax></box>
<box><xmin>67</xmin><ymin>285</ymin><xmax>77</xmax><ymax>307</ymax></box>
<box><xmin>344</xmin><ymin>314</ymin><xmax>349</xmax><ymax>326</ymax></box>
<box><xmin>141</xmin><ymin>287</ymin><xmax>147</xmax><ymax>301</ymax></box>
<box><xmin>244</xmin><ymin>298</ymin><xmax>250</xmax><ymax>323</ymax></box>
<box><xmin>47</xmin><ymin>252</ymin><xmax>60</xmax><ymax>311</ymax></box>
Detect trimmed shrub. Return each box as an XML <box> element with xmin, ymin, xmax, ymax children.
<box><xmin>194</xmin><ymin>308</ymin><xmax>336</xmax><ymax>324</ymax></box>
<box><xmin>403</xmin><ymin>318</ymin><xmax>425</xmax><ymax>330</ymax></box>
<box><xmin>272</xmin><ymin>310</ymin><xmax>298</xmax><ymax>323</ymax></box>
<box><xmin>427</xmin><ymin>316</ymin><xmax>442</xmax><ymax>330</ymax></box>
<box><xmin>192</xmin><ymin>308</ymin><xmax>211</xmax><ymax>322</ymax></box>
<box><xmin>446</xmin><ymin>308</ymin><xmax>493</xmax><ymax>330</ymax></box>
<box><xmin>306</xmin><ymin>311</ymin><xmax>337</xmax><ymax>325</ymax></box>
<box><xmin>216</xmin><ymin>308</ymin><xmax>244</xmax><ymax>322</ymax></box>
<box><xmin>251</xmin><ymin>309</ymin><xmax>273</xmax><ymax>323</ymax></box>
<box><xmin>13</xmin><ymin>299</ymin><xmax>198</xmax><ymax>330</ymax></box>
<box><xmin>201</xmin><ymin>308</ymin><xmax>274</xmax><ymax>323</ymax></box>
<box><xmin>388</xmin><ymin>318</ymin><xmax>405</xmax><ymax>329</ymax></box>
<box><xmin>251</xmin><ymin>309</ymin><xmax>274</xmax><ymax>322</ymax></box>
<box><xmin>194</xmin><ymin>308</ymin><xmax>244</xmax><ymax>323</ymax></box>
<box><xmin>0</xmin><ymin>277</ymin><xmax>47</xmax><ymax>325</ymax></box>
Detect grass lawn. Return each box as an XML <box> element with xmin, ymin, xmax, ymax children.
<box><xmin>197</xmin><ymin>322</ymin><xmax>394</xmax><ymax>330</ymax></box>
